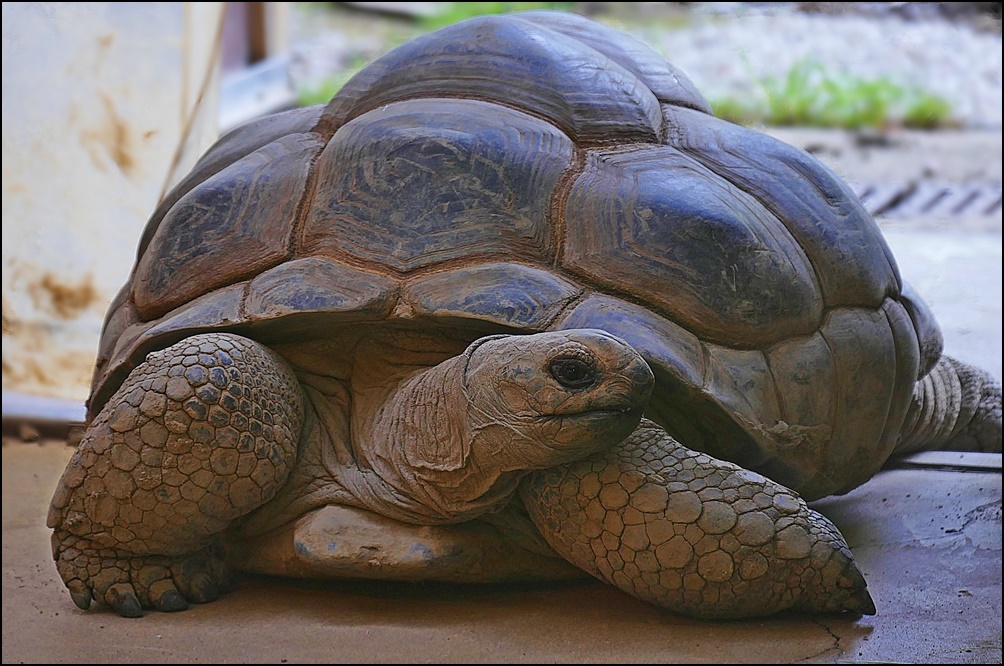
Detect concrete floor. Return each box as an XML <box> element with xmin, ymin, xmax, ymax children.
<box><xmin>2</xmin><ymin>440</ymin><xmax>1000</xmax><ymax>664</ymax></box>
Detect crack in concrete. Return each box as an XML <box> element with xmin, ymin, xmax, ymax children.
<box><xmin>795</xmin><ymin>618</ymin><xmax>844</xmax><ymax>663</ymax></box>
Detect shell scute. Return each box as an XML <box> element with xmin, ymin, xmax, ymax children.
<box><xmin>316</xmin><ymin>15</ymin><xmax>663</xmax><ymax>144</ymax></box>
<box><xmin>137</xmin><ymin>105</ymin><xmax>324</xmax><ymax>260</ymax></box>
<box><xmin>401</xmin><ymin>262</ymin><xmax>581</xmax><ymax>330</ymax></box>
<box><xmin>245</xmin><ymin>257</ymin><xmax>397</xmax><ymax>324</ymax></box>
<box><xmin>563</xmin><ymin>146</ymin><xmax>822</xmax><ymax>347</ymax></box>
<box><xmin>302</xmin><ymin>99</ymin><xmax>573</xmax><ymax>272</ymax></box>
<box><xmin>135</xmin><ymin>133</ymin><xmax>325</xmax><ymax>319</ymax></box>
<box><xmin>515</xmin><ymin>11</ymin><xmax>711</xmax><ymax>114</ymax></box>
<box><xmin>663</xmin><ymin>106</ymin><xmax>901</xmax><ymax>310</ymax></box>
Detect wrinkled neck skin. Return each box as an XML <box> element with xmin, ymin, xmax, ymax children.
<box><xmin>237</xmin><ymin>330</ymin><xmax>558</xmax><ymax>537</ymax></box>
<box><xmin>343</xmin><ymin>329</ymin><xmax>651</xmax><ymax>524</ymax></box>
<box><xmin>348</xmin><ymin>350</ymin><xmax>526</xmax><ymax>524</ymax></box>
<box><xmin>236</xmin><ymin>327</ymin><xmax>649</xmax><ymax>537</ymax></box>
<box><xmin>347</xmin><ymin>331</ymin><xmax>617</xmax><ymax>524</ymax></box>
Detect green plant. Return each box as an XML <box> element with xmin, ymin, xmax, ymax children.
<box><xmin>710</xmin><ymin>58</ymin><xmax>954</xmax><ymax>130</ymax></box>
<box><xmin>420</xmin><ymin>2</ymin><xmax>577</xmax><ymax>29</ymax></box>
<box><xmin>900</xmin><ymin>93</ymin><xmax>953</xmax><ymax>129</ymax></box>
<box><xmin>296</xmin><ymin>57</ymin><xmax>369</xmax><ymax>107</ymax></box>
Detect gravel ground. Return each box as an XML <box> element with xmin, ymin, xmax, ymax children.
<box><xmin>627</xmin><ymin>3</ymin><xmax>1003</xmax><ymax>129</ymax></box>
<box><xmin>289</xmin><ymin>2</ymin><xmax>1003</xmax><ymax>130</ymax></box>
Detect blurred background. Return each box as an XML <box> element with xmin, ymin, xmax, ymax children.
<box><xmin>2</xmin><ymin>1</ymin><xmax>1001</xmax><ymax>434</ymax></box>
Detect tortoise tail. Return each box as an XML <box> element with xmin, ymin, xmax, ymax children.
<box><xmin>895</xmin><ymin>356</ymin><xmax>1002</xmax><ymax>455</ymax></box>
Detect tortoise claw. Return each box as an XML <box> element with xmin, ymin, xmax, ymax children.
<box><xmin>845</xmin><ymin>588</ymin><xmax>877</xmax><ymax>616</ymax></box>
<box><xmin>67</xmin><ymin>580</ymin><xmax>92</xmax><ymax>611</ymax></box>
<box><xmin>172</xmin><ymin>566</ymin><xmax>220</xmax><ymax>604</ymax></box>
<box><xmin>105</xmin><ymin>583</ymin><xmax>143</xmax><ymax>618</ymax></box>
<box><xmin>53</xmin><ymin>534</ymin><xmax>231</xmax><ymax>615</ymax></box>
<box><xmin>188</xmin><ymin>574</ymin><xmax>221</xmax><ymax>604</ymax></box>
<box><xmin>149</xmin><ymin>579</ymin><xmax>189</xmax><ymax>613</ymax></box>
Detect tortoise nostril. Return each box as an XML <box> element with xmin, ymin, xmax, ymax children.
<box><xmin>549</xmin><ymin>357</ymin><xmax>597</xmax><ymax>389</ymax></box>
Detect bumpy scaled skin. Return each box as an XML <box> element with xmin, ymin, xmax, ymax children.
<box><xmin>522</xmin><ymin>419</ymin><xmax>875</xmax><ymax>619</ymax></box>
<box><xmin>47</xmin><ymin>333</ymin><xmax>304</xmax><ymax>616</ymax></box>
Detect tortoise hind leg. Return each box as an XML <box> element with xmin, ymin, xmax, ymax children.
<box><xmin>895</xmin><ymin>355</ymin><xmax>1002</xmax><ymax>455</ymax></box>
<box><xmin>47</xmin><ymin>333</ymin><xmax>304</xmax><ymax>616</ymax></box>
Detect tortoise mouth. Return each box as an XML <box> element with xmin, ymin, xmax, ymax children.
<box><xmin>578</xmin><ymin>404</ymin><xmax>645</xmax><ymax>419</ymax></box>
<box><xmin>534</xmin><ymin>403</ymin><xmax>647</xmax><ymax>459</ymax></box>
<box><xmin>540</xmin><ymin>403</ymin><xmax>645</xmax><ymax>424</ymax></box>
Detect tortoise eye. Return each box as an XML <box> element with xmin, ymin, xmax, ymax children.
<box><xmin>549</xmin><ymin>358</ymin><xmax>596</xmax><ymax>389</ymax></box>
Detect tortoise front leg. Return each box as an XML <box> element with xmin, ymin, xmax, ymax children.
<box><xmin>521</xmin><ymin>419</ymin><xmax>875</xmax><ymax>619</ymax></box>
<box><xmin>47</xmin><ymin>333</ymin><xmax>304</xmax><ymax>616</ymax></box>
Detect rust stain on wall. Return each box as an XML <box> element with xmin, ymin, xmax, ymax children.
<box><xmin>79</xmin><ymin>93</ymin><xmax>137</xmax><ymax>177</ymax></box>
<box><xmin>4</xmin><ymin>180</ymin><xmax>27</xmax><ymax>195</ymax></box>
<box><xmin>1</xmin><ymin>320</ymin><xmax>96</xmax><ymax>401</ymax></box>
<box><xmin>1</xmin><ymin>297</ymin><xmax>12</xmax><ymax>335</ymax></box>
<box><xmin>27</xmin><ymin>272</ymin><xmax>101</xmax><ymax>319</ymax></box>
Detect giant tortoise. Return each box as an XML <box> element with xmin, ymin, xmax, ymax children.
<box><xmin>48</xmin><ymin>11</ymin><xmax>1002</xmax><ymax>619</ymax></box>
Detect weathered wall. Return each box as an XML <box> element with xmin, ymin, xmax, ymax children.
<box><xmin>2</xmin><ymin>2</ymin><xmax>224</xmax><ymax>401</ymax></box>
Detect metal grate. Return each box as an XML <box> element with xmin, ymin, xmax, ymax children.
<box><xmin>851</xmin><ymin>181</ymin><xmax>1003</xmax><ymax>218</ymax></box>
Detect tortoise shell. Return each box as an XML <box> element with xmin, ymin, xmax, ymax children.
<box><xmin>92</xmin><ymin>12</ymin><xmax>941</xmax><ymax>499</ymax></box>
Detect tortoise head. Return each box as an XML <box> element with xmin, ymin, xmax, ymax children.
<box><xmin>462</xmin><ymin>329</ymin><xmax>655</xmax><ymax>470</ymax></box>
